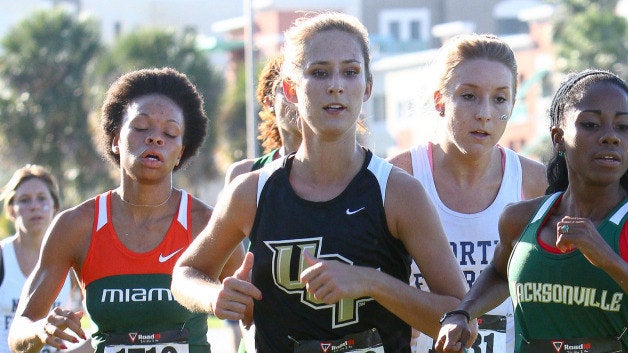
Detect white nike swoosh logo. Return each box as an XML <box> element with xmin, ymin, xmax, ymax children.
<box><xmin>158</xmin><ymin>248</ymin><xmax>184</xmax><ymax>263</ymax></box>
<box><xmin>346</xmin><ymin>207</ymin><xmax>365</xmax><ymax>215</ymax></box>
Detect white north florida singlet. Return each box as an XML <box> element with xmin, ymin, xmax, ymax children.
<box><xmin>409</xmin><ymin>143</ymin><xmax>522</xmax><ymax>353</ymax></box>
<box><xmin>0</xmin><ymin>235</ymin><xmax>73</xmax><ymax>353</ymax></box>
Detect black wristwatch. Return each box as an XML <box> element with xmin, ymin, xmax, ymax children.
<box><xmin>438</xmin><ymin>309</ymin><xmax>471</xmax><ymax>324</ymax></box>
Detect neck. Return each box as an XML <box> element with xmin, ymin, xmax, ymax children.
<box><xmin>117</xmin><ymin>184</ymin><xmax>174</xmax><ymax>208</ymax></box>
<box><xmin>433</xmin><ymin>142</ymin><xmax>499</xmax><ymax>184</ymax></box>
<box><xmin>14</xmin><ymin>230</ymin><xmax>44</xmax><ymax>250</ymax></box>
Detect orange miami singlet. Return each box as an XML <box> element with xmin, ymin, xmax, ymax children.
<box><xmin>81</xmin><ymin>190</ymin><xmax>210</xmax><ymax>353</ymax></box>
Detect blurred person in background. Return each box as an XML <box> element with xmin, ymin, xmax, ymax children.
<box><xmin>0</xmin><ymin>164</ymin><xmax>90</xmax><ymax>353</ymax></box>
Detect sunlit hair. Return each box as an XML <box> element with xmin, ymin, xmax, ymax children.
<box><xmin>281</xmin><ymin>12</ymin><xmax>372</xmax><ymax>84</ymax></box>
<box><xmin>256</xmin><ymin>55</ymin><xmax>284</xmax><ymax>153</ymax></box>
<box><xmin>99</xmin><ymin>67</ymin><xmax>207</xmax><ymax>171</ymax></box>
<box><xmin>1</xmin><ymin>164</ymin><xmax>60</xmax><ymax>215</ymax></box>
<box><xmin>546</xmin><ymin>69</ymin><xmax>628</xmax><ymax>194</ymax></box>
<box><xmin>432</xmin><ymin>33</ymin><xmax>518</xmax><ymax>98</ymax></box>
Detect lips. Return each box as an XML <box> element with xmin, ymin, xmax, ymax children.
<box><xmin>594</xmin><ymin>151</ymin><xmax>621</xmax><ymax>163</ymax></box>
<box><xmin>323</xmin><ymin>103</ymin><xmax>346</xmax><ymax>112</ymax></box>
<box><xmin>141</xmin><ymin>150</ymin><xmax>164</xmax><ymax>162</ymax></box>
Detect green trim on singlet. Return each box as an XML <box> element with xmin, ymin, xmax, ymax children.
<box><xmin>251</xmin><ymin>149</ymin><xmax>279</xmax><ymax>171</ymax></box>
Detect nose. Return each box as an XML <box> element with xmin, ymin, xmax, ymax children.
<box><xmin>476</xmin><ymin>99</ymin><xmax>491</xmax><ymax>122</ymax></box>
<box><xmin>327</xmin><ymin>72</ymin><xmax>344</xmax><ymax>95</ymax></box>
<box><xmin>146</xmin><ymin>135</ymin><xmax>164</xmax><ymax>146</ymax></box>
<box><xmin>600</xmin><ymin>126</ymin><xmax>620</xmax><ymax>145</ymax></box>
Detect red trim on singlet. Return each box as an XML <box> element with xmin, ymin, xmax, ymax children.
<box><xmin>536</xmin><ymin>194</ymin><xmax>628</xmax><ymax>260</ymax></box>
<box><xmin>81</xmin><ymin>190</ymin><xmax>193</xmax><ymax>287</ymax></box>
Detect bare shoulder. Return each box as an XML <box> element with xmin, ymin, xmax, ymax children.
<box><xmin>386</xmin><ymin>149</ymin><xmax>413</xmax><ymax>175</ymax></box>
<box><xmin>384</xmin><ymin>166</ymin><xmax>434</xmax><ymax>232</ymax></box>
<box><xmin>46</xmin><ymin>199</ymin><xmax>96</xmax><ymax>266</ymax></box>
<box><xmin>518</xmin><ymin>154</ymin><xmax>548</xmax><ymax>199</ymax></box>
<box><xmin>225</xmin><ymin>158</ymin><xmax>256</xmax><ymax>185</ymax></box>
<box><xmin>499</xmin><ymin>196</ymin><xmax>546</xmax><ymax>246</ymax></box>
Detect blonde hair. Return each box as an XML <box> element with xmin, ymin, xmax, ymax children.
<box><xmin>1</xmin><ymin>164</ymin><xmax>60</xmax><ymax>215</ymax></box>
<box><xmin>282</xmin><ymin>12</ymin><xmax>372</xmax><ymax>84</ymax></box>
<box><xmin>432</xmin><ymin>33</ymin><xmax>518</xmax><ymax>98</ymax></box>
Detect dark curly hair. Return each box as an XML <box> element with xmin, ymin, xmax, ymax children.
<box><xmin>256</xmin><ymin>55</ymin><xmax>283</xmax><ymax>153</ymax></box>
<box><xmin>546</xmin><ymin>69</ymin><xmax>628</xmax><ymax>194</ymax></box>
<box><xmin>99</xmin><ymin>67</ymin><xmax>207</xmax><ymax>171</ymax></box>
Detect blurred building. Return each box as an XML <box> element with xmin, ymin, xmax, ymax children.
<box><xmin>0</xmin><ymin>0</ymin><xmax>587</xmax><ymax>161</ymax></box>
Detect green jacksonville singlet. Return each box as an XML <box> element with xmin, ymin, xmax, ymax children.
<box><xmin>508</xmin><ymin>192</ymin><xmax>627</xmax><ymax>352</ymax></box>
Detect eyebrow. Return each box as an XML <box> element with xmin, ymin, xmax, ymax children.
<box><xmin>581</xmin><ymin>110</ymin><xmax>628</xmax><ymax>115</ymax></box>
<box><xmin>309</xmin><ymin>59</ymin><xmax>363</xmax><ymax>66</ymax></box>
<box><xmin>458</xmin><ymin>83</ymin><xmax>511</xmax><ymax>91</ymax></box>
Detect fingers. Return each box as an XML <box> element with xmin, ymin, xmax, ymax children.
<box><xmin>214</xmin><ymin>273</ymin><xmax>262</xmax><ymax>323</ymax></box>
<box><xmin>234</xmin><ymin>252</ymin><xmax>254</xmax><ymax>282</ymax></box>
<box><xmin>434</xmin><ymin>323</ymin><xmax>470</xmax><ymax>353</ymax></box>
<box><xmin>299</xmin><ymin>250</ymin><xmax>322</xmax><ymax>283</ymax></box>
<box><xmin>39</xmin><ymin>308</ymin><xmax>87</xmax><ymax>349</ymax></box>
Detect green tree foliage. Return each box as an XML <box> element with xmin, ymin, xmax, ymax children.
<box><xmin>214</xmin><ymin>62</ymin><xmax>247</xmax><ymax>173</ymax></box>
<box><xmin>551</xmin><ymin>0</ymin><xmax>627</xmax><ymax>77</ymax></box>
<box><xmin>91</xmin><ymin>27</ymin><xmax>224</xmax><ymax>193</ymax></box>
<box><xmin>0</xmin><ymin>8</ymin><xmax>105</xmax><ymax>206</ymax></box>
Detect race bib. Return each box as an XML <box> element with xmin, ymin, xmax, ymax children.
<box><xmin>521</xmin><ymin>337</ymin><xmax>623</xmax><ymax>353</ymax></box>
<box><xmin>293</xmin><ymin>328</ymin><xmax>385</xmax><ymax>353</ymax></box>
<box><xmin>103</xmin><ymin>328</ymin><xmax>190</xmax><ymax>353</ymax></box>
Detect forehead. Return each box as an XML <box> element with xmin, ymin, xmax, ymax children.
<box><xmin>449</xmin><ymin>58</ymin><xmax>514</xmax><ymax>91</ymax></box>
<box><xmin>572</xmin><ymin>81</ymin><xmax>628</xmax><ymax>111</ymax></box>
<box><xmin>302</xmin><ymin>30</ymin><xmax>364</xmax><ymax>65</ymax></box>
<box><xmin>15</xmin><ymin>178</ymin><xmax>50</xmax><ymax>195</ymax></box>
<box><xmin>126</xmin><ymin>94</ymin><xmax>184</xmax><ymax>122</ymax></box>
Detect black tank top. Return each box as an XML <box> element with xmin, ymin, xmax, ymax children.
<box><xmin>249</xmin><ymin>149</ymin><xmax>412</xmax><ymax>352</ymax></box>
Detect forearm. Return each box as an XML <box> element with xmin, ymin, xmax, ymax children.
<box><xmin>366</xmin><ymin>268</ymin><xmax>460</xmax><ymax>339</ymax></box>
<box><xmin>455</xmin><ymin>264</ymin><xmax>510</xmax><ymax>319</ymax></box>
<box><xmin>171</xmin><ymin>266</ymin><xmax>220</xmax><ymax>314</ymax></box>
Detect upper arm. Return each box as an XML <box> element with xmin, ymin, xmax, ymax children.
<box><xmin>385</xmin><ymin>168</ymin><xmax>468</xmax><ymax>297</ymax></box>
<box><xmin>177</xmin><ymin>174</ymin><xmax>258</xmax><ymax>281</ymax></box>
<box><xmin>386</xmin><ymin>150</ymin><xmax>413</xmax><ymax>175</ymax></box>
<box><xmin>224</xmin><ymin>159</ymin><xmax>255</xmax><ymax>186</ymax></box>
<box><xmin>492</xmin><ymin>199</ymin><xmax>541</xmax><ymax>276</ymax></box>
<box><xmin>519</xmin><ymin>155</ymin><xmax>548</xmax><ymax>199</ymax></box>
<box><xmin>17</xmin><ymin>205</ymin><xmax>92</xmax><ymax>318</ymax></box>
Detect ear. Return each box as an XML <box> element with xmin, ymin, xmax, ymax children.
<box><xmin>362</xmin><ymin>80</ymin><xmax>373</xmax><ymax>102</ymax></box>
<box><xmin>283</xmin><ymin>80</ymin><xmax>298</xmax><ymax>104</ymax></box>
<box><xmin>433</xmin><ymin>90</ymin><xmax>444</xmax><ymax>112</ymax></box>
<box><xmin>550</xmin><ymin>126</ymin><xmax>564</xmax><ymax>151</ymax></box>
<box><xmin>112</xmin><ymin>136</ymin><xmax>120</xmax><ymax>154</ymax></box>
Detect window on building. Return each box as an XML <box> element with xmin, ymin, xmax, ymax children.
<box><xmin>389</xmin><ymin>21</ymin><xmax>400</xmax><ymax>40</ymax></box>
<box><xmin>378</xmin><ymin>8</ymin><xmax>430</xmax><ymax>43</ymax></box>
<box><xmin>410</xmin><ymin>21</ymin><xmax>421</xmax><ymax>40</ymax></box>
